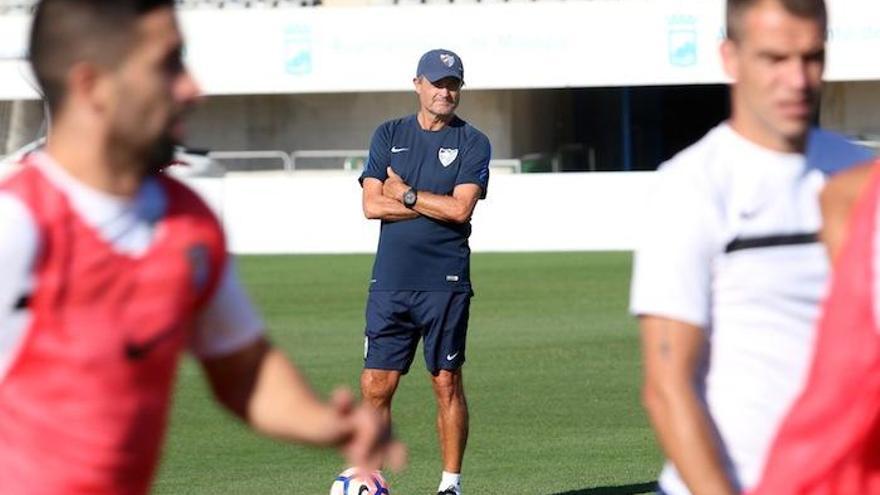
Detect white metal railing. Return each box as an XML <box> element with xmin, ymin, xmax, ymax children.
<box><xmin>207</xmin><ymin>150</ymin><xmax>292</xmax><ymax>171</ymax></box>
<box><xmin>489</xmin><ymin>159</ymin><xmax>521</xmax><ymax>174</ymax></box>
<box><xmin>290</xmin><ymin>149</ymin><xmax>368</xmax><ymax>171</ymax></box>
<box><xmin>210</xmin><ymin>149</ymin><xmax>524</xmax><ymax>173</ymax></box>
<box><xmin>854</xmin><ymin>140</ymin><xmax>880</xmax><ymax>155</ymax></box>
<box><xmin>0</xmin><ymin>139</ymin><xmax>525</xmax><ymax>175</ymax></box>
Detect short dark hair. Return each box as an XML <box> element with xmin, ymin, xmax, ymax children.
<box><xmin>28</xmin><ymin>0</ymin><xmax>174</xmax><ymax>113</ymax></box>
<box><xmin>726</xmin><ymin>0</ymin><xmax>827</xmax><ymax>42</ymax></box>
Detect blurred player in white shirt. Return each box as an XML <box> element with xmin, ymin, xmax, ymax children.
<box><xmin>629</xmin><ymin>1</ymin><xmax>872</xmax><ymax>494</ymax></box>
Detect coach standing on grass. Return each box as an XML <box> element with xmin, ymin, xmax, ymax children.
<box><xmin>358</xmin><ymin>49</ymin><xmax>491</xmax><ymax>495</ymax></box>
<box><xmin>629</xmin><ymin>1</ymin><xmax>872</xmax><ymax>494</ymax></box>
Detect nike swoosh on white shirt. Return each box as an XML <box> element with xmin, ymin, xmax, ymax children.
<box><xmin>446</xmin><ymin>352</ymin><xmax>459</xmax><ymax>361</ymax></box>
<box><xmin>390</xmin><ymin>147</ymin><xmax>409</xmax><ymax>153</ymax></box>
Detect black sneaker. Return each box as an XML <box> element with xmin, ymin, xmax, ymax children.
<box><xmin>437</xmin><ymin>488</ymin><xmax>458</xmax><ymax>495</ymax></box>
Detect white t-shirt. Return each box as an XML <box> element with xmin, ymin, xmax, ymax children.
<box><xmin>630</xmin><ymin>124</ymin><xmax>873</xmax><ymax>494</ymax></box>
<box><xmin>0</xmin><ymin>153</ymin><xmax>264</xmax><ymax>381</ymax></box>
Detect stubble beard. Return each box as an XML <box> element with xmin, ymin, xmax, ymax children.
<box><xmin>145</xmin><ymin>133</ymin><xmax>177</xmax><ymax>174</ymax></box>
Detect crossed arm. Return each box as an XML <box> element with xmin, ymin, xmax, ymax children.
<box><xmin>362</xmin><ymin>167</ymin><xmax>482</xmax><ymax>224</ymax></box>
<box><xmin>640</xmin><ymin>316</ymin><xmax>737</xmax><ymax>495</ymax></box>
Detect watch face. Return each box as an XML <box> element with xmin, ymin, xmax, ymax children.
<box><xmin>404</xmin><ymin>190</ymin><xmax>417</xmax><ymax>207</ymax></box>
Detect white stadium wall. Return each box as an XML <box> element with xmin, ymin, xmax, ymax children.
<box><xmin>2</xmin><ymin>0</ymin><xmax>880</xmax><ymax>98</ymax></box>
<box><xmin>182</xmin><ymin>171</ymin><xmax>657</xmax><ymax>254</ymax></box>
<box><xmin>1</xmin><ymin>0</ymin><xmax>878</xmax><ymax>254</ymax></box>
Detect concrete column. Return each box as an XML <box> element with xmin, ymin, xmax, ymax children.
<box><xmin>4</xmin><ymin>99</ymin><xmax>44</xmax><ymax>154</ymax></box>
<box><xmin>821</xmin><ymin>81</ymin><xmax>880</xmax><ymax>139</ymax></box>
<box><xmin>0</xmin><ymin>101</ymin><xmax>10</xmax><ymax>155</ymax></box>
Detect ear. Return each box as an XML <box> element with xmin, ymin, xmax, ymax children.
<box><xmin>413</xmin><ymin>77</ymin><xmax>421</xmax><ymax>94</ymax></box>
<box><xmin>66</xmin><ymin>61</ymin><xmax>113</xmax><ymax>114</ymax></box>
<box><xmin>720</xmin><ymin>39</ymin><xmax>739</xmax><ymax>82</ymax></box>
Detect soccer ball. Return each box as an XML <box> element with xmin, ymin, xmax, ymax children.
<box><xmin>329</xmin><ymin>467</ymin><xmax>390</xmax><ymax>495</ymax></box>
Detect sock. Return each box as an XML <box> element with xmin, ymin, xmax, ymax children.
<box><xmin>439</xmin><ymin>471</ymin><xmax>461</xmax><ymax>493</ymax></box>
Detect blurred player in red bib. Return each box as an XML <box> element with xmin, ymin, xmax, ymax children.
<box><xmin>750</xmin><ymin>161</ymin><xmax>880</xmax><ymax>495</ymax></box>
<box><xmin>0</xmin><ymin>1</ymin><xmax>396</xmax><ymax>493</ymax></box>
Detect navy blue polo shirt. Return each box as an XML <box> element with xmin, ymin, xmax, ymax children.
<box><xmin>360</xmin><ymin>114</ymin><xmax>491</xmax><ymax>292</ymax></box>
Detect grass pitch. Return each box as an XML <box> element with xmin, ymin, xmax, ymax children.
<box><xmin>153</xmin><ymin>252</ymin><xmax>661</xmax><ymax>494</ymax></box>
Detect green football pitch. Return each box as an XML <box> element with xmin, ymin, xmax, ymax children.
<box><xmin>153</xmin><ymin>252</ymin><xmax>662</xmax><ymax>494</ymax></box>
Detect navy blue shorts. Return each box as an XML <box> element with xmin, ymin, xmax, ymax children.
<box><xmin>364</xmin><ymin>290</ymin><xmax>471</xmax><ymax>375</ymax></box>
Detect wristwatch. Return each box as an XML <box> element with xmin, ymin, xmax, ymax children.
<box><xmin>403</xmin><ymin>188</ymin><xmax>418</xmax><ymax>209</ymax></box>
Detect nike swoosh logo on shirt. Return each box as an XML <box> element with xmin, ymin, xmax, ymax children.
<box><xmin>447</xmin><ymin>352</ymin><xmax>459</xmax><ymax>361</ymax></box>
<box><xmin>390</xmin><ymin>147</ymin><xmax>409</xmax><ymax>153</ymax></box>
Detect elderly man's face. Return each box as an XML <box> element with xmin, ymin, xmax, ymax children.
<box><xmin>414</xmin><ymin>76</ymin><xmax>462</xmax><ymax>118</ymax></box>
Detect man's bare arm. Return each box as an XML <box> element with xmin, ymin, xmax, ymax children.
<box><xmin>383</xmin><ymin>167</ymin><xmax>480</xmax><ymax>224</ymax></box>
<box><xmin>201</xmin><ymin>337</ymin><xmax>351</xmax><ymax>445</ymax></box>
<box><xmin>820</xmin><ymin>162</ymin><xmax>875</xmax><ymax>261</ymax></box>
<box><xmin>362</xmin><ymin>177</ymin><xmax>419</xmax><ymax>222</ymax></box>
<box><xmin>201</xmin><ymin>337</ymin><xmax>405</xmax><ymax>469</ymax></box>
<box><xmin>640</xmin><ymin>315</ymin><xmax>737</xmax><ymax>495</ymax></box>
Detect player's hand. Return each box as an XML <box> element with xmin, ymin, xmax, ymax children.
<box><xmin>383</xmin><ymin>167</ymin><xmax>409</xmax><ymax>202</ymax></box>
<box><xmin>343</xmin><ymin>405</ymin><xmax>407</xmax><ymax>472</ymax></box>
<box><xmin>330</xmin><ymin>387</ymin><xmax>356</xmax><ymax>415</ymax></box>
<box><xmin>332</xmin><ymin>388</ymin><xmax>407</xmax><ymax>473</ymax></box>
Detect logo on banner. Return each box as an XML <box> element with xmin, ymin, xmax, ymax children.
<box><xmin>438</xmin><ymin>148</ymin><xmax>458</xmax><ymax>167</ymax></box>
<box><xmin>668</xmin><ymin>15</ymin><xmax>698</xmax><ymax>67</ymax></box>
<box><xmin>284</xmin><ymin>24</ymin><xmax>313</xmax><ymax>76</ymax></box>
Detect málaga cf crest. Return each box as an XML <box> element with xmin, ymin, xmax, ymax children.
<box><xmin>438</xmin><ymin>148</ymin><xmax>458</xmax><ymax>167</ymax></box>
<box><xmin>440</xmin><ymin>53</ymin><xmax>456</xmax><ymax>67</ymax></box>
